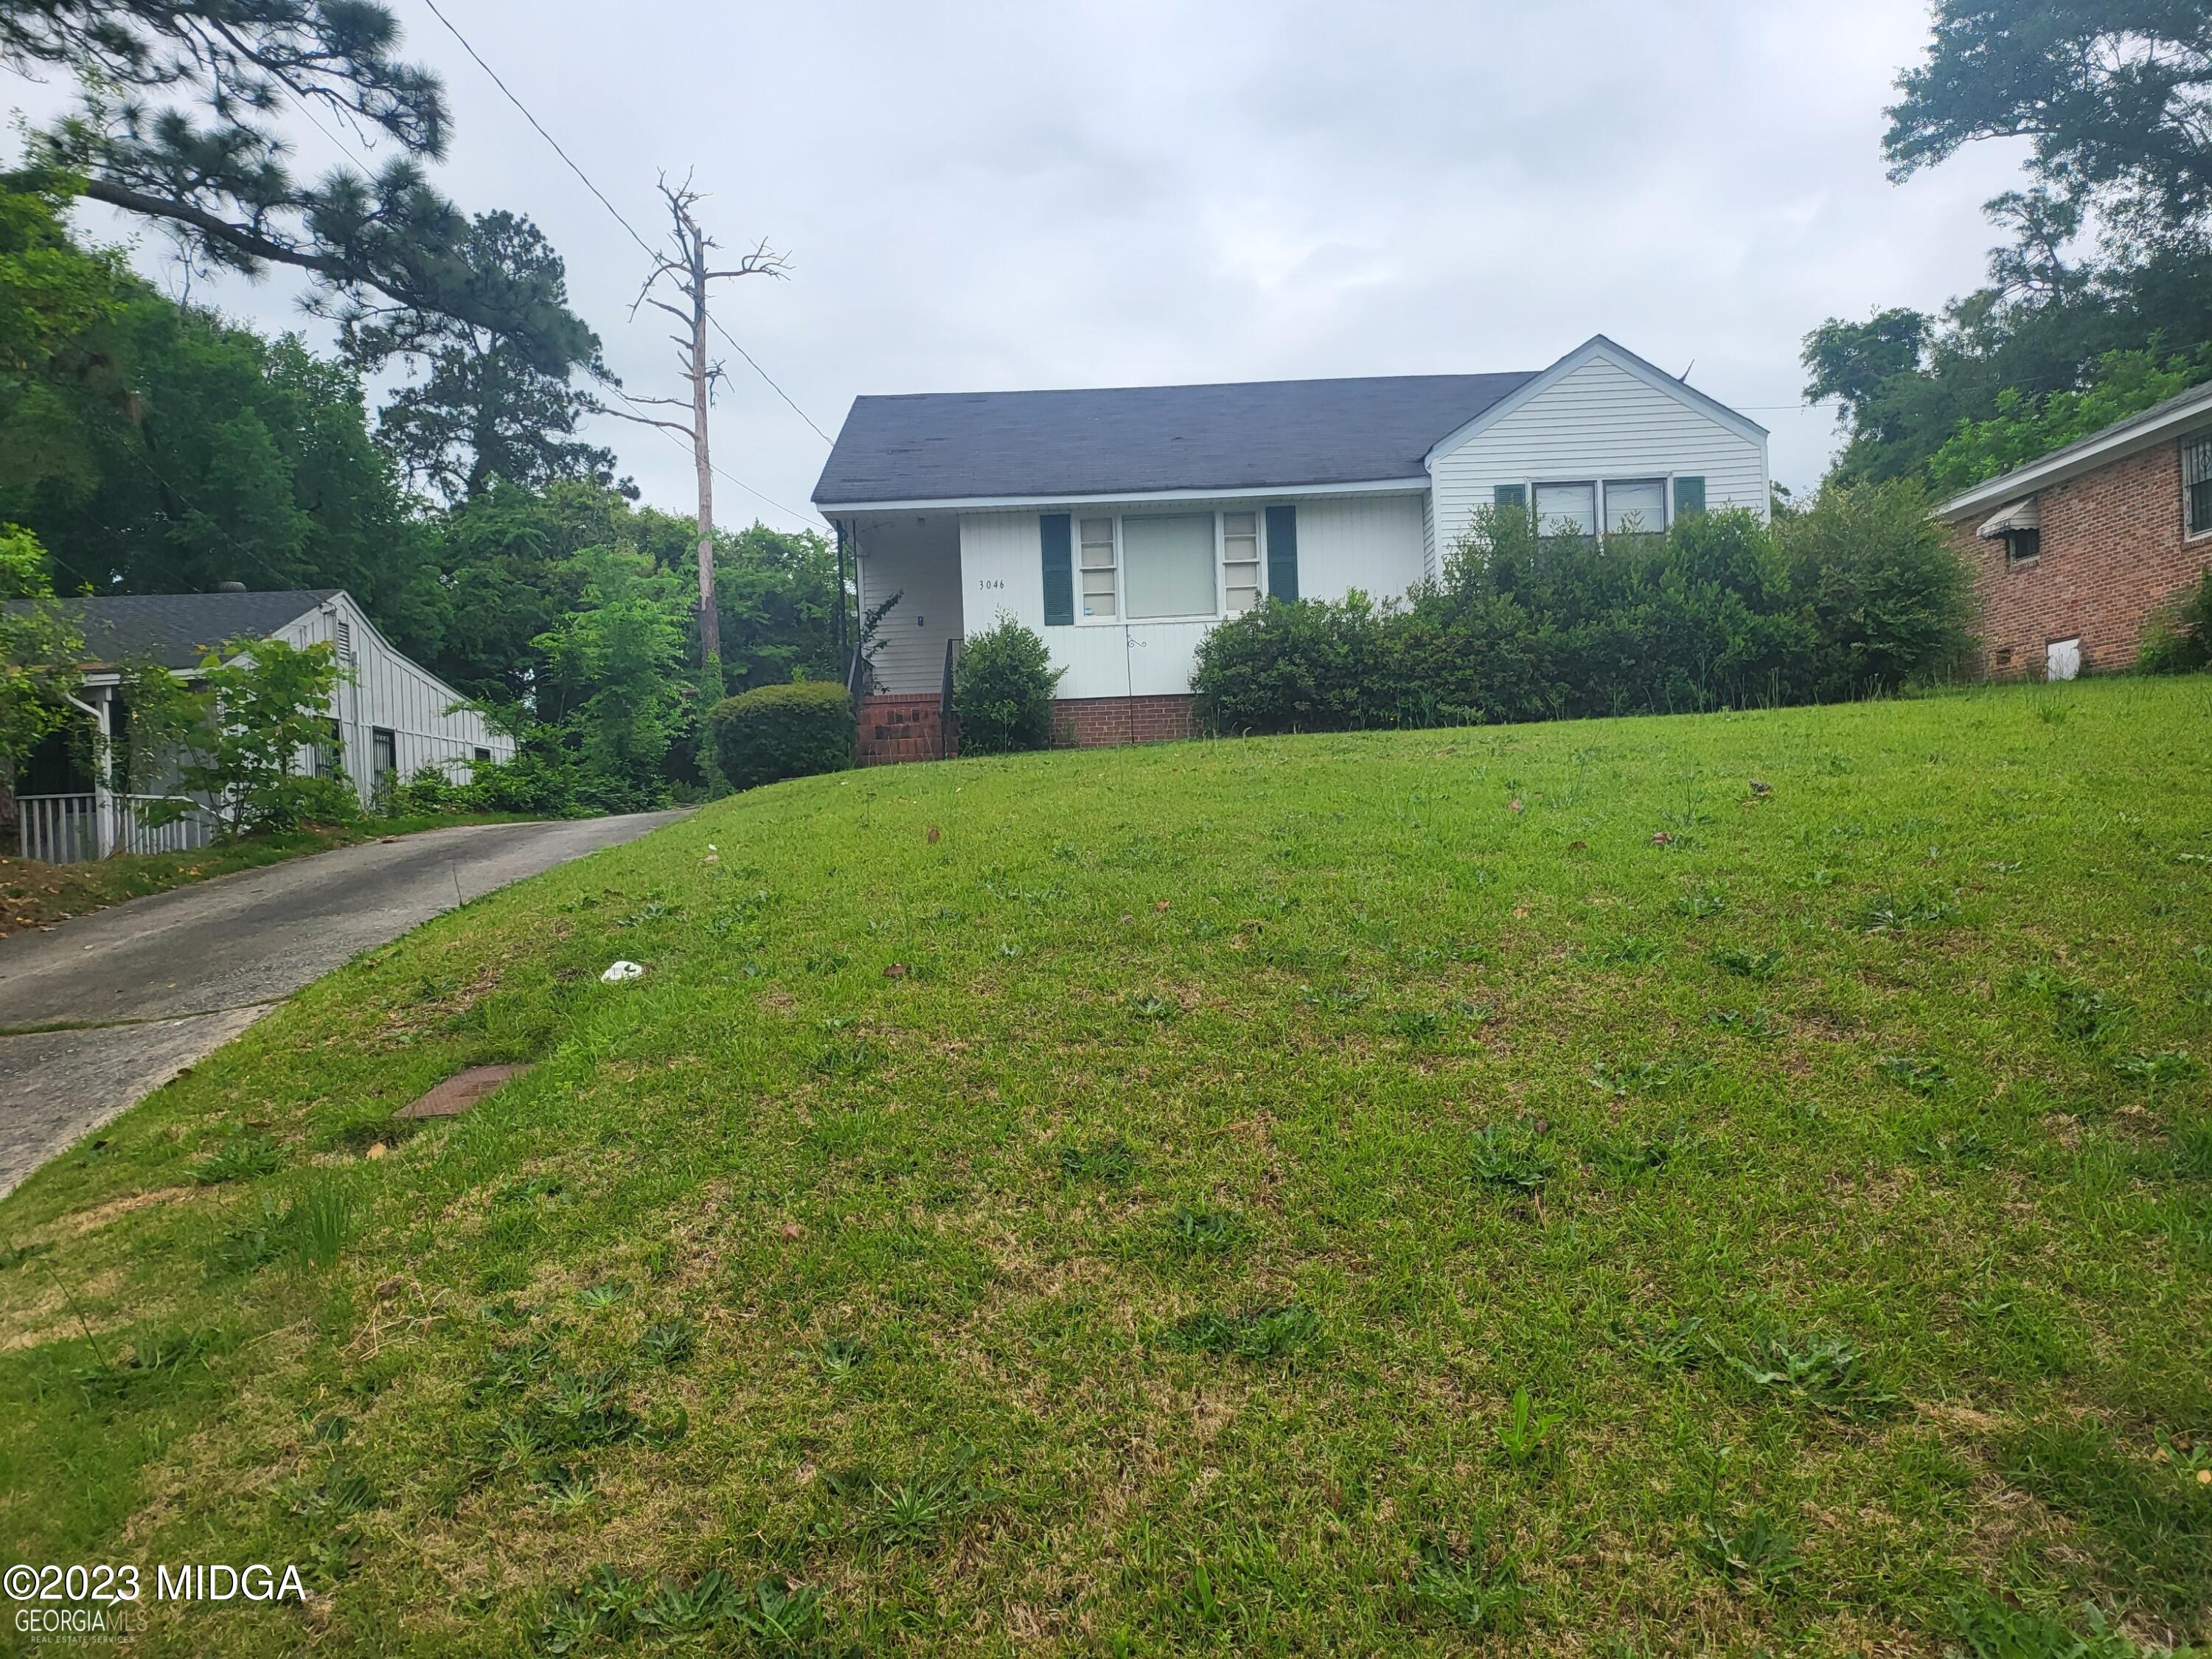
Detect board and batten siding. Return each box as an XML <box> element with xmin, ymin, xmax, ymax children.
<box><xmin>853</xmin><ymin>514</ymin><xmax>964</xmax><ymax>695</ymax></box>
<box><xmin>1429</xmin><ymin>352</ymin><xmax>1767</xmax><ymax>554</ymax></box>
<box><xmin>956</xmin><ymin>490</ymin><xmax>1426</xmax><ymax>702</ymax></box>
<box><xmin>270</xmin><ymin>594</ymin><xmax>512</xmax><ymax>806</ymax></box>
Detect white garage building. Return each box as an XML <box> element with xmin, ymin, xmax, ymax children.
<box><xmin>15</xmin><ymin>587</ymin><xmax>513</xmax><ymax>863</ymax></box>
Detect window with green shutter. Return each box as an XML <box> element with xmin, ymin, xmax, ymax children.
<box><xmin>1673</xmin><ymin>476</ymin><xmax>1706</xmax><ymax>518</ymax></box>
<box><xmin>1040</xmin><ymin>513</ymin><xmax>1074</xmax><ymax>626</ymax></box>
<box><xmin>1264</xmin><ymin>504</ymin><xmax>1298</xmax><ymax>601</ymax></box>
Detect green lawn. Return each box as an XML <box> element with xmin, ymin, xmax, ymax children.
<box><xmin>0</xmin><ymin>812</ymin><xmax>549</xmax><ymax>937</ymax></box>
<box><xmin>2</xmin><ymin>679</ymin><xmax>2208</xmax><ymax>1656</ymax></box>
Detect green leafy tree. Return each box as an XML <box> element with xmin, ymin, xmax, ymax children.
<box><xmin>0</xmin><ymin>523</ymin><xmax>85</xmax><ymax>777</ymax></box>
<box><xmin>122</xmin><ymin>636</ymin><xmax>354</xmax><ymax>835</ymax></box>
<box><xmin>714</xmin><ymin>524</ymin><xmax>845</xmax><ymax>692</ymax></box>
<box><xmin>1</xmin><ymin>0</ymin><xmax>594</xmax><ymax>366</ymax></box>
<box><xmin>530</xmin><ymin>545</ymin><xmax>689</xmax><ymax>811</ymax></box>
<box><xmin>1928</xmin><ymin>347</ymin><xmax>2212</xmax><ymax>493</ymax></box>
<box><xmin>1778</xmin><ymin>479</ymin><xmax>1973</xmax><ymax>700</ymax></box>
<box><xmin>343</xmin><ymin>211</ymin><xmax>616</xmax><ymax>503</ymax></box>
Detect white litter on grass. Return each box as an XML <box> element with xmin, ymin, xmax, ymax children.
<box><xmin>600</xmin><ymin>960</ymin><xmax>647</xmax><ymax>982</ymax></box>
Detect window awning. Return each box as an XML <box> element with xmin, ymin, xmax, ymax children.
<box><xmin>1976</xmin><ymin>496</ymin><xmax>2039</xmax><ymax>539</ymax></box>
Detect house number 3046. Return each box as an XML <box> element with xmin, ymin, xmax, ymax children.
<box><xmin>975</xmin><ymin>579</ymin><xmax>1004</xmax><ymax>591</ymax></box>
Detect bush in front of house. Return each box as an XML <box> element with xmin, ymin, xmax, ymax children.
<box><xmin>709</xmin><ymin>681</ymin><xmax>856</xmax><ymax>790</ymax></box>
<box><xmin>953</xmin><ymin>616</ymin><xmax>1065</xmax><ymax>753</ymax></box>
<box><xmin>1189</xmin><ymin>484</ymin><xmax>1972</xmax><ymax>736</ymax></box>
<box><xmin>2140</xmin><ymin>569</ymin><xmax>2212</xmax><ymax>673</ymax></box>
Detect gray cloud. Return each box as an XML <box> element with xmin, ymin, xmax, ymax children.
<box><xmin>9</xmin><ymin>0</ymin><xmax>2036</xmax><ymax>529</ymax></box>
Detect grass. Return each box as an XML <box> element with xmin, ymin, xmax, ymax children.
<box><xmin>0</xmin><ymin>811</ymin><xmax>546</xmax><ymax>936</ymax></box>
<box><xmin>1</xmin><ymin>676</ymin><xmax>2208</xmax><ymax>1655</ymax></box>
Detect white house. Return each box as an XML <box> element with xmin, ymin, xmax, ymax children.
<box><xmin>15</xmin><ymin>586</ymin><xmax>513</xmax><ymax>862</ymax></box>
<box><xmin>812</xmin><ymin>335</ymin><xmax>1770</xmax><ymax>758</ymax></box>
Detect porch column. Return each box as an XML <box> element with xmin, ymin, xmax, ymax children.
<box><xmin>88</xmin><ymin>684</ymin><xmax>115</xmax><ymax>858</ymax></box>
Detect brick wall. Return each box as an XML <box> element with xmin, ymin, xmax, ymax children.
<box><xmin>1959</xmin><ymin>439</ymin><xmax>2212</xmax><ymax>678</ymax></box>
<box><xmin>856</xmin><ymin>694</ymin><xmax>948</xmax><ymax>765</ymax></box>
<box><xmin>1052</xmin><ymin>695</ymin><xmax>1198</xmax><ymax>748</ymax></box>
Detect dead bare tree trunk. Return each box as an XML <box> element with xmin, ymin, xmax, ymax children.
<box><xmin>602</xmin><ymin>173</ymin><xmax>789</xmax><ymax>699</ymax></box>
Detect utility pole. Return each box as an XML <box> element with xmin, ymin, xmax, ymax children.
<box><xmin>605</xmin><ymin>173</ymin><xmax>787</xmax><ymax>695</ymax></box>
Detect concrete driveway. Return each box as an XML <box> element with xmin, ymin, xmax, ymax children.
<box><xmin>0</xmin><ymin>811</ymin><xmax>684</xmax><ymax>1199</ymax></box>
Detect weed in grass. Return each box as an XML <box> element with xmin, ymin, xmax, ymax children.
<box><xmin>499</xmin><ymin>1175</ymin><xmax>566</xmax><ymax>1206</ymax></box>
<box><xmin>577</xmin><ymin>1281</ymin><xmax>633</xmax><ymax>1309</ymax></box>
<box><xmin>1470</xmin><ymin>1126</ymin><xmax>1557</xmax><ymax>1194</ymax></box>
<box><xmin>1164</xmin><ymin>1304</ymin><xmax>1318</xmax><ymax>1362</ymax></box>
<box><xmin>1589</xmin><ymin>1058</ymin><xmax>1689</xmax><ymax>1096</ymax></box>
<box><xmin>536</xmin><ymin>1461</ymin><xmax>597</xmax><ymax>1514</ymax></box>
<box><xmin>1859</xmin><ymin>888</ymin><xmax>1962</xmax><ymax>931</ymax></box>
<box><xmin>812</xmin><ymin>1336</ymin><xmax>868</xmax><ymax>1380</ymax></box>
<box><xmin>2115</xmin><ymin>1049</ymin><xmax>2202</xmax><ymax>1089</ymax></box>
<box><xmin>1166</xmin><ymin>1205</ymin><xmax>1245</xmax><ymax>1253</ymax></box>
<box><xmin>1945</xmin><ymin>1588</ymin><xmax>2135</xmax><ymax>1659</ymax></box>
<box><xmin>1588</xmin><ymin>1128</ymin><xmax>1684</xmax><ymax>1182</ymax></box>
<box><xmin>1715</xmin><ymin>1327</ymin><xmax>1897</xmax><ymax>1416</ymax></box>
<box><xmin>287</xmin><ymin>1463</ymin><xmax>378</xmax><ymax>1521</ymax></box>
<box><xmin>539</xmin><ymin>1566</ymin><xmax>823</xmax><ymax>1655</ymax></box>
<box><xmin>189</xmin><ymin>1133</ymin><xmax>280</xmax><ymax>1185</ymax></box>
<box><xmin>1674</xmin><ymin>891</ymin><xmax>1729</xmax><ymax>919</ymax></box>
<box><xmin>1495</xmin><ymin>1386</ymin><xmax>1564</xmax><ymax>1465</ymax></box>
<box><xmin>639</xmin><ymin>1318</ymin><xmax>697</xmax><ymax>1366</ymax></box>
<box><xmin>1709</xmin><ymin>945</ymin><xmax>1785</xmax><ymax>980</ymax></box>
<box><xmin>1878</xmin><ymin>1055</ymin><xmax>1951</xmax><ymax>1094</ymax></box>
<box><xmin>1124</xmin><ymin>992</ymin><xmax>1178</xmax><ymax>1021</ymax></box>
<box><xmin>1621</xmin><ymin>1312</ymin><xmax>1707</xmax><ymax>1371</ymax></box>
<box><xmin>74</xmin><ymin>1325</ymin><xmax>216</xmax><ymax>1402</ymax></box>
<box><xmin>1393</xmin><ymin>1009</ymin><xmax>1445</xmax><ymax>1043</ymax></box>
<box><xmin>1706</xmin><ymin>1006</ymin><xmax>1784</xmax><ymax>1040</ymax></box>
<box><xmin>1057</xmin><ymin>1140</ymin><xmax>1136</xmax><ymax>1183</ymax></box>
<box><xmin>311</xmin><ymin>1413</ymin><xmax>350</xmax><ymax>1444</ymax></box>
<box><xmin>0</xmin><ymin>1238</ymin><xmax>52</xmax><ymax>1270</ymax></box>
<box><xmin>1300</xmin><ymin>984</ymin><xmax>1371</xmax><ymax>1012</ymax></box>
<box><xmin>810</xmin><ymin>1040</ymin><xmax>875</xmax><ymax>1077</ymax></box>
<box><xmin>1694</xmin><ymin>1511</ymin><xmax>1803</xmax><ymax>1592</ymax></box>
<box><xmin>855</xmin><ymin>1472</ymin><xmax>983</xmax><ymax>1548</ymax></box>
<box><xmin>1580</xmin><ymin>935</ymin><xmax>1668</xmax><ymax>967</ymax></box>
<box><xmin>1409</xmin><ymin>1536</ymin><xmax>1525</xmax><ymax>1631</ymax></box>
<box><xmin>1912</xmin><ymin>1130</ymin><xmax>1997</xmax><ymax>1169</ymax></box>
<box><xmin>209</xmin><ymin>1186</ymin><xmax>349</xmax><ymax>1275</ymax></box>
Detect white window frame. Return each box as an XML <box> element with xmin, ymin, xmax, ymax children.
<box><xmin>1517</xmin><ymin>475</ymin><xmax>1685</xmax><ymax>538</ymax></box>
<box><xmin>1072</xmin><ymin>509</ymin><xmax>1271</xmax><ymax>626</ymax></box>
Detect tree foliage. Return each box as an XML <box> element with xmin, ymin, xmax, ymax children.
<box><xmin>0</xmin><ymin>522</ymin><xmax>85</xmax><ymax>774</ymax></box>
<box><xmin>122</xmin><ymin>634</ymin><xmax>355</xmax><ymax>834</ymax></box>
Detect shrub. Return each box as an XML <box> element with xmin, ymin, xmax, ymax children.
<box><xmin>1192</xmin><ymin>594</ymin><xmax>1405</xmax><ymax>735</ymax></box>
<box><xmin>1779</xmin><ymin>479</ymin><xmax>1973</xmax><ymax>698</ymax></box>
<box><xmin>462</xmin><ymin>750</ymin><xmax>578</xmax><ymax>817</ymax></box>
<box><xmin>953</xmin><ymin>615</ymin><xmax>1063</xmax><ymax>753</ymax></box>
<box><xmin>2140</xmin><ymin>568</ymin><xmax>2212</xmax><ymax>674</ymax></box>
<box><xmin>387</xmin><ymin>763</ymin><xmax>462</xmax><ymax>816</ymax></box>
<box><xmin>709</xmin><ymin>681</ymin><xmax>855</xmax><ymax>790</ymax></box>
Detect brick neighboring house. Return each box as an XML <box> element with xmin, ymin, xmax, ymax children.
<box><xmin>1933</xmin><ymin>379</ymin><xmax>2212</xmax><ymax>681</ymax></box>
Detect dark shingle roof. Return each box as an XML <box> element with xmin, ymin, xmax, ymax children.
<box><xmin>63</xmin><ymin>589</ymin><xmax>337</xmax><ymax>669</ymax></box>
<box><xmin>810</xmin><ymin>372</ymin><xmax>1540</xmax><ymax>506</ymax></box>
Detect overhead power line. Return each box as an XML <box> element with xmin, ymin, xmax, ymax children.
<box><xmin>417</xmin><ymin>0</ymin><xmax>835</xmax><ymax>451</ymax></box>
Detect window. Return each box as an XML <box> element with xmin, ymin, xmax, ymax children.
<box><xmin>1534</xmin><ymin>482</ymin><xmax>1596</xmax><ymax>537</ymax></box>
<box><xmin>1493</xmin><ymin>484</ymin><xmax>1526</xmax><ymax>510</ymax></box>
<box><xmin>473</xmin><ymin>746</ymin><xmax>492</xmax><ymax>763</ymax></box>
<box><xmin>1604</xmin><ymin>478</ymin><xmax>1666</xmax><ymax>535</ymax></box>
<box><xmin>2004</xmin><ymin>528</ymin><xmax>2041</xmax><ymax>568</ymax></box>
<box><xmin>1222</xmin><ymin>512</ymin><xmax>1261</xmax><ymax>613</ymax></box>
<box><xmin>1673</xmin><ymin>476</ymin><xmax>1706</xmax><ymax>518</ymax></box>
<box><xmin>2187</xmin><ymin>433</ymin><xmax>2212</xmax><ymax>536</ymax></box>
<box><xmin>314</xmin><ymin>717</ymin><xmax>343</xmax><ymax>779</ymax></box>
<box><xmin>372</xmin><ymin>727</ymin><xmax>396</xmax><ymax>783</ymax></box>
<box><xmin>1120</xmin><ymin>513</ymin><xmax>1218</xmax><ymax>619</ymax></box>
<box><xmin>1079</xmin><ymin>517</ymin><xmax>1117</xmax><ymax>617</ymax></box>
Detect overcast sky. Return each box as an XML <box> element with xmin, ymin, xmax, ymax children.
<box><xmin>13</xmin><ymin>0</ymin><xmax>2032</xmax><ymax>533</ymax></box>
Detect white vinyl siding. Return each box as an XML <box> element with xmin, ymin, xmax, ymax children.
<box><xmin>269</xmin><ymin>593</ymin><xmax>512</xmax><ymax>807</ymax></box>
<box><xmin>853</xmin><ymin>513</ymin><xmax>964</xmax><ymax>694</ymax></box>
<box><xmin>1430</xmin><ymin>350</ymin><xmax>1767</xmax><ymax>552</ymax></box>
<box><xmin>958</xmin><ymin>489</ymin><xmax>1425</xmax><ymax>702</ymax></box>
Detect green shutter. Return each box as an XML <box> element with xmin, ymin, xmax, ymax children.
<box><xmin>1040</xmin><ymin>513</ymin><xmax>1074</xmax><ymax>626</ymax></box>
<box><xmin>1673</xmin><ymin>476</ymin><xmax>1705</xmax><ymax>518</ymax></box>
<box><xmin>1493</xmin><ymin>484</ymin><xmax>1526</xmax><ymax>509</ymax></box>
<box><xmin>1265</xmin><ymin>504</ymin><xmax>1298</xmax><ymax>602</ymax></box>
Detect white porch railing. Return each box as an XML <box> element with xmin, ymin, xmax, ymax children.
<box><xmin>15</xmin><ymin>794</ymin><xmax>220</xmax><ymax>864</ymax></box>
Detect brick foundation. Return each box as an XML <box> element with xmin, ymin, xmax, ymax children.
<box><xmin>1051</xmin><ymin>694</ymin><xmax>1198</xmax><ymax>748</ymax></box>
<box><xmin>1955</xmin><ymin>440</ymin><xmax>2212</xmax><ymax>678</ymax></box>
<box><xmin>857</xmin><ymin>694</ymin><xmax>950</xmax><ymax>765</ymax></box>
